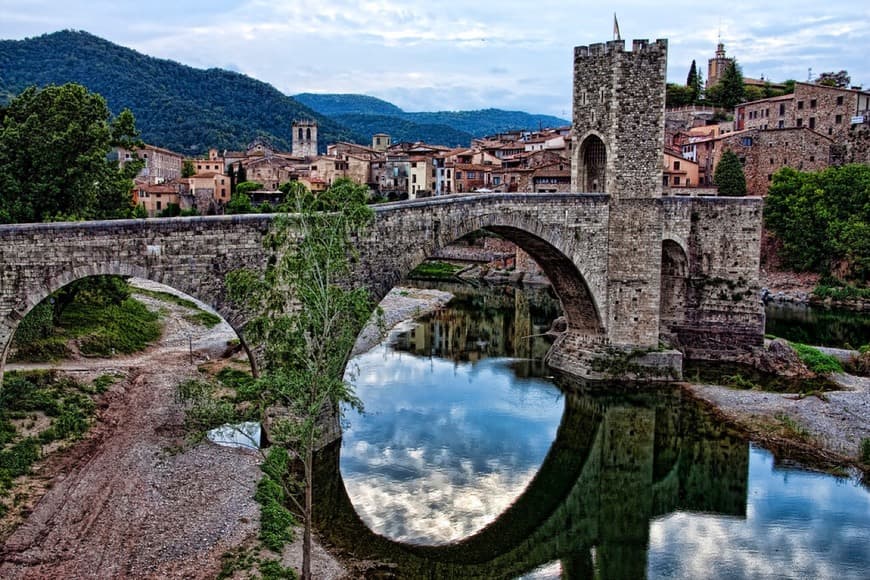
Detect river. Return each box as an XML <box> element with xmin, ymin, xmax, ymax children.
<box><xmin>328</xmin><ymin>283</ymin><xmax>870</xmax><ymax>579</ymax></box>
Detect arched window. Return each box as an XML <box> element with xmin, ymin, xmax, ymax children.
<box><xmin>306</xmin><ymin>128</ymin><xmax>311</xmax><ymax>140</ymax></box>
<box><xmin>298</xmin><ymin>128</ymin><xmax>303</xmax><ymax>140</ymax></box>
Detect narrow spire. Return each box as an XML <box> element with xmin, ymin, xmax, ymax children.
<box><xmin>613</xmin><ymin>13</ymin><xmax>621</xmax><ymax>41</ymax></box>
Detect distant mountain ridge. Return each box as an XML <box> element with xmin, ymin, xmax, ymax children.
<box><xmin>0</xmin><ymin>31</ymin><xmax>570</xmax><ymax>154</ymax></box>
<box><xmin>294</xmin><ymin>93</ymin><xmax>570</xmax><ymax>144</ymax></box>
<box><xmin>0</xmin><ymin>30</ymin><xmax>357</xmax><ymax>153</ymax></box>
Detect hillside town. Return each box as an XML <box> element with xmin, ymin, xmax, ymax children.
<box><xmin>119</xmin><ymin>42</ymin><xmax>870</xmax><ymax>217</ymax></box>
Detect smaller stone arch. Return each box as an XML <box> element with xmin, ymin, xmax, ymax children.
<box><xmin>659</xmin><ymin>239</ymin><xmax>689</xmax><ymax>342</ymax></box>
<box><xmin>0</xmin><ymin>262</ymin><xmax>258</xmax><ymax>383</ymax></box>
<box><xmin>575</xmin><ymin>132</ymin><xmax>608</xmax><ymax>193</ymax></box>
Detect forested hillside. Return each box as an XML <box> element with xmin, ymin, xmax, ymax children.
<box><xmin>0</xmin><ymin>31</ymin><xmax>359</xmax><ymax>153</ymax></box>
<box><xmin>294</xmin><ymin>93</ymin><xmax>570</xmax><ymax>145</ymax></box>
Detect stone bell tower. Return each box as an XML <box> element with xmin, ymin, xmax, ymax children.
<box><xmin>292</xmin><ymin>120</ymin><xmax>318</xmax><ymax>158</ymax></box>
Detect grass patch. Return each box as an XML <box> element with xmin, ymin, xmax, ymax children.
<box><xmin>861</xmin><ymin>439</ymin><xmax>870</xmax><ymax>464</ymax></box>
<box><xmin>134</xmin><ymin>287</ymin><xmax>222</xmax><ymax>329</ymax></box>
<box><xmin>774</xmin><ymin>412</ymin><xmax>812</xmax><ymax>442</ymax></box>
<box><xmin>790</xmin><ymin>343</ymin><xmax>844</xmax><ymax>375</ymax></box>
<box><xmin>0</xmin><ymin>371</ymin><xmax>97</xmax><ymax>495</ymax></box>
<box><xmin>408</xmin><ymin>260</ymin><xmax>464</xmax><ymax>279</ymax></box>
<box><xmin>813</xmin><ymin>283</ymin><xmax>870</xmax><ymax>302</ymax></box>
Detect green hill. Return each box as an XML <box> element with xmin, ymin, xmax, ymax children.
<box><xmin>0</xmin><ymin>30</ymin><xmax>359</xmax><ymax>154</ymax></box>
<box><xmin>294</xmin><ymin>93</ymin><xmax>569</xmax><ymax>143</ymax></box>
<box><xmin>331</xmin><ymin>114</ymin><xmax>473</xmax><ymax>148</ymax></box>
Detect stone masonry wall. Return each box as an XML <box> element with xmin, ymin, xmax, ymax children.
<box><xmin>661</xmin><ymin>197</ymin><xmax>765</xmax><ymax>358</ymax></box>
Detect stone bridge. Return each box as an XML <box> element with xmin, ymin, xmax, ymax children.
<box><xmin>0</xmin><ymin>34</ymin><xmax>767</xmax><ymax>381</ymax></box>
<box><xmin>0</xmin><ymin>191</ymin><xmax>763</xmax><ymax>382</ymax></box>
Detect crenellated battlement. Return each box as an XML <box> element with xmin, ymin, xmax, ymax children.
<box><xmin>574</xmin><ymin>38</ymin><xmax>667</xmax><ymax>59</ymax></box>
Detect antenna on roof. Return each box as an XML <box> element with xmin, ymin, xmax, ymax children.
<box><xmin>807</xmin><ymin>67</ymin><xmax>813</xmax><ymax>82</ymax></box>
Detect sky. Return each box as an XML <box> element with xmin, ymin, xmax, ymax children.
<box><xmin>1</xmin><ymin>1</ymin><xmax>868</xmax><ymax>118</ymax></box>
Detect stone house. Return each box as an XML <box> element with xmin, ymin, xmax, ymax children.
<box><xmin>686</xmin><ymin>127</ymin><xmax>833</xmax><ymax>195</ymax></box>
<box><xmin>116</xmin><ymin>144</ymin><xmax>184</xmax><ymax>184</ymax></box>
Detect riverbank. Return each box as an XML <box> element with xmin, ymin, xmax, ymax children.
<box><xmin>685</xmin><ymin>370</ymin><xmax>870</xmax><ymax>478</ymax></box>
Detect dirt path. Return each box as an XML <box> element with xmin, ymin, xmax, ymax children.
<box><xmin>0</xmin><ymin>283</ymin><xmax>454</xmax><ymax>579</ymax></box>
<box><xmin>1</xmin><ymin>284</ymin><xmax>262</xmax><ymax>579</ymax></box>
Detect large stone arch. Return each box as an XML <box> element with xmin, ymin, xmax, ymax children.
<box><xmin>362</xmin><ymin>210</ymin><xmax>606</xmax><ymax>343</ymax></box>
<box><xmin>0</xmin><ymin>261</ymin><xmax>257</xmax><ymax>382</ymax></box>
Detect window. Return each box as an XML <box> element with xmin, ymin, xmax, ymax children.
<box><xmin>809</xmin><ymin>155</ymin><xmax>815</xmax><ymax>162</ymax></box>
<box><xmin>809</xmin><ymin>117</ymin><xmax>816</xmax><ymax>129</ymax></box>
<box><xmin>741</xmin><ymin>137</ymin><xmax>753</xmax><ymax>146</ymax></box>
<box><xmin>810</xmin><ymin>99</ymin><xmax>817</xmax><ymax>108</ymax></box>
<box><xmin>837</xmin><ymin>96</ymin><xmax>844</xmax><ymax>105</ymax></box>
<box><xmin>156</xmin><ymin>201</ymin><xmax>162</xmax><ymax>210</ymax></box>
<box><xmin>412</xmin><ymin>174</ymin><xmax>417</xmax><ymax>183</ymax></box>
<box><xmin>674</xmin><ymin>176</ymin><xmax>681</xmax><ymax>185</ymax></box>
<box><xmin>778</xmin><ymin>120</ymin><xmax>785</xmax><ymax>128</ymax></box>
<box><xmin>467</xmin><ymin>171</ymin><xmax>476</xmax><ymax>179</ymax></box>
<box><xmin>835</xmin><ymin>114</ymin><xmax>843</xmax><ymax>124</ymax></box>
<box><xmin>674</xmin><ymin>161</ymin><xmax>681</xmax><ymax>170</ymax></box>
<box><xmin>663</xmin><ymin>175</ymin><xmax>669</xmax><ymax>186</ymax></box>
<box><xmin>768</xmin><ymin>174</ymin><xmax>773</xmax><ymax>181</ymax></box>
<box><xmin>797</xmin><ymin>101</ymin><xmax>804</xmax><ymax>110</ymax></box>
<box><xmin>797</xmin><ymin>118</ymin><xmax>803</xmax><ymax>127</ymax></box>
<box><xmin>780</xmin><ymin>104</ymin><xmax>786</xmax><ymax>115</ymax></box>
<box><xmin>456</xmin><ymin>171</ymin><xmax>462</xmax><ymax>179</ymax></box>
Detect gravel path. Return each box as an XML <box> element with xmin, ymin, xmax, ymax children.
<box><xmin>0</xmin><ymin>281</ymin><xmax>453</xmax><ymax>579</ymax></box>
<box><xmin>1</xmin><ymin>283</ymin><xmax>263</xmax><ymax>579</ymax></box>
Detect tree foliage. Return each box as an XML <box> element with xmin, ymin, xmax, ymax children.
<box><xmin>814</xmin><ymin>71</ymin><xmax>850</xmax><ymax>88</ymax></box>
<box><xmin>686</xmin><ymin>60</ymin><xmax>702</xmax><ymax>103</ymax></box>
<box><xmin>765</xmin><ymin>164</ymin><xmax>870</xmax><ymax>282</ymax></box>
<box><xmin>0</xmin><ymin>31</ymin><xmax>357</xmax><ymax>153</ymax></box>
<box><xmin>666</xmin><ymin>83</ymin><xmax>695</xmax><ymax>108</ymax></box>
<box><xmin>227</xmin><ymin>179</ymin><xmax>376</xmax><ymax>579</ymax></box>
<box><xmin>706</xmin><ymin>60</ymin><xmax>746</xmax><ymax>109</ymax></box>
<box><xmin>0</xmin><ymin>83</ymin><xmax>142</xmax><ymax>223</ymax></box>
<box><xmin>713</xmin><ymin>150</ymin><xmax>747</xmax><ymax>197</ymax></box>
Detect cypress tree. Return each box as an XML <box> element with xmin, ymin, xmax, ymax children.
<box><xmin>714</xmin><ymin>150</ymin><xmax>747</xmax><ymax>196</ymax></box>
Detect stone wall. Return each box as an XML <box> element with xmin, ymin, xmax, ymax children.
<box><xmin>661</xmin><ymin>197</ymin><xmax>765</xmax><ymax>359</ymax></box>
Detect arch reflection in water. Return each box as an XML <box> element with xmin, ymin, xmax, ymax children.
<box><xmin>320</xmin><ymin>379</ymin><xmax>753</xmax><ymax>579</ymax></box>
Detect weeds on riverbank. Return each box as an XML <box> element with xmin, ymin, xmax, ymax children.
<box><xmin>0</xmin><ymin>371</ymin><xmax>107</xmax><ymax>512</ymax></box>
<box><xmin>10</xmin><ymin>294</ymin><xmax>161</xmax><ymax>361</ymax></box>
<box><xmin>133</xmin><ymin>287</ymin><xmax>222</xmax><ymax>328</ymax></box>
<box><xmin>790</xmin><ymin>343</ymin><xmax>844</xmax><ymax>374</ymax></box>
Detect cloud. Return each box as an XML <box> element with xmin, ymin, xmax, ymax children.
<box><xmin>1</xmin><ymin>0</ymin><xmax>868</xmax><ymax>114</ymax></box>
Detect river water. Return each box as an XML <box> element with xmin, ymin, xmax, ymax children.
<box><xmin>327</xmin><ymin>283</ymin><xmax>870</xmax><ymax>579</ymax></box>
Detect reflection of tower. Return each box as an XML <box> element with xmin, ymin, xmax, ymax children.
<box><xmin>292</xmin><ymin>120</ymin><xmax>318</xmax><ymax>157</ymax></box>
<box><xmin>597</xmin><ymin>407</ymin><xmax>655</xmax><ymax>579</ymax></box>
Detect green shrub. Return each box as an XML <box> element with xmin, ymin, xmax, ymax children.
<box><xmin>861</xmin><ymin>438</ymin><xmax>870</xmax><ymax>464</ymax></box>
<box><xmin>408</xmin><ymin>260</ymin><xmax>463</xmax><ymax>279</ymax></box>
<box><xmin>791</xmin><ymin>343</ymin><xmax>844</xmax><ymax>374</ymax></box>
<box><xmin>259</xmin><ymin>559</ymin><xmax>298</xmax><ymax>580</ymax></box>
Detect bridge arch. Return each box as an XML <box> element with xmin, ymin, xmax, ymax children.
<box><xmin>367</xmin><ymin>210</ymin><xmax>606</xmax><ymax>342</ymax></box>
<box><xmin>0</xmin><ymin>261</ymin><xmax>256</xmax><ymax>380</ymax></box>
<box><xmin>659</xmin><ymin>238</ymin><xmax>689</xmax><ymax>340</ymax></box>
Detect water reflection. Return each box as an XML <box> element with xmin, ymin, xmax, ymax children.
<box><xmin>330</xmin><ymin>285</ymin><xmax>870</xmax><ymax>578</ymax></box>
<box><xmin>765</xmin><ymin>302</ymin><xmax>870</xmax><ymax>348</ymax></box>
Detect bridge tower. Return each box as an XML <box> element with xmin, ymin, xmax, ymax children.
<box><xmin>292</xmin><ymin>120</ymin><xmax>318</xmax><ymax>158</ymax></box>
<box><xmin>571</xmin><ymin>38</ymin><xmax>667</xmax><ymax>197</ymax></box>
<box><xmin>571</xmin><ymin>38</ymin><xmax>670</xmax><ymax>353</ymax></box>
